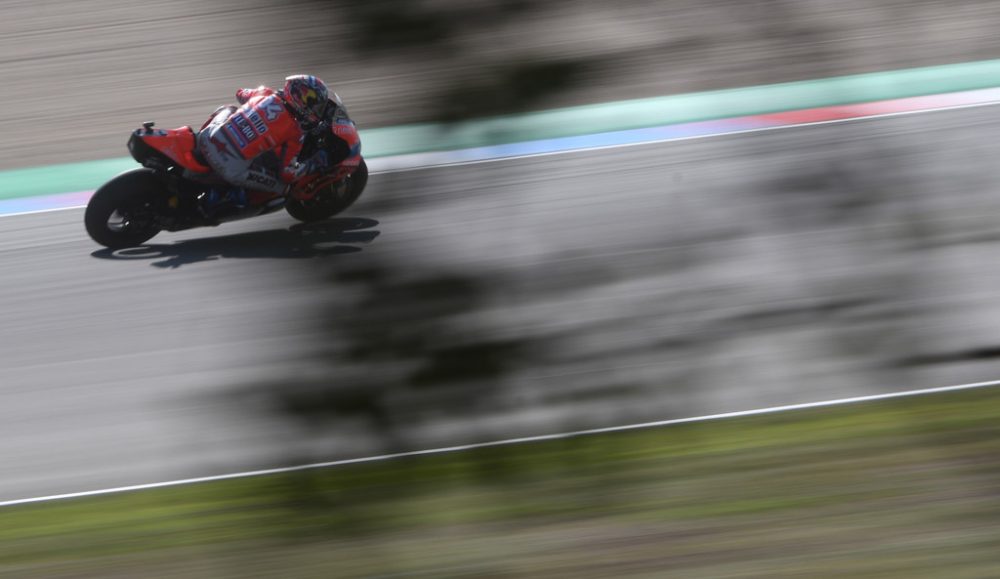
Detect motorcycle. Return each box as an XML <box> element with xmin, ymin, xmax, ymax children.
<box><xmin>85</xmin><ymin>115</ymin><xmax>368</xmax><ymax>249</ymax></box>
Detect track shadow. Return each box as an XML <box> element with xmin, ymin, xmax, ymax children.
<box><xmin>90</xmin><ymin>217</ymin><xmax>380</xmax><ymax>269</ymax></box>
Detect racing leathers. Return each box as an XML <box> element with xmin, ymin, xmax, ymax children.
<box><xmin>196</xmin><ymin>85</ymin><xmax>361</xmax><ymax>200</ymax></box>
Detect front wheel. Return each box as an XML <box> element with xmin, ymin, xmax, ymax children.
<box><xmin>85</xmin><ymin>169</ymin><xmax>164</xmax><ymax>249</ymax></box>
<box><xmin>285</xmin><ymin>158</ymin><xmax>368</xmax><ymax>223</ymax></box>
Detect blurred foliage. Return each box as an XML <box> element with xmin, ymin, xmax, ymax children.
<box><xmin>434</xmin><ymin>59</ymin><xmax>592</xmax><ymax>121</ymax></box>
<box><xmin>243</xmin><ymin>258</ymin><xmax>543</xmax><ymax>454</ymax></box>
<box><xmin>337</xmin><ymin>0</ymin><xmax>538</xmax><ymax>52</ymax></box>
<box><xmin>307</xmin><ymin>0</ymin><xmax>595</xmax><ymax>121</ymax></box>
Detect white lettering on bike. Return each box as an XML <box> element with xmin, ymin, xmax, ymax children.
<box><xmin>260</xmin><ymin>96</ymin><xmax>285</xmax><ymax>122</ymax></box>
<box><xmin>247</xmin><ymin>110</ymin><xmax>268</xmax><ymax>135</ymax></box>
<box><xmin>247</xmin><ymin>172</ymin><xmax>277</xmax><ymax>187</ymax></box>
<box><xmin>231</xmin><ymin>113</ymin><xmax>260</xmax><ymax>144</ymax></box>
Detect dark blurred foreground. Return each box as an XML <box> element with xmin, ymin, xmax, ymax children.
<box><xmin>193</xmin><ymin>106</ymin><xmax>1000</xmax><ymax>575</ymax></box>
<box><xmin>230</xmin><ymin>99</ymin><xmax>1000</xmax><ymax>460</ymax></box>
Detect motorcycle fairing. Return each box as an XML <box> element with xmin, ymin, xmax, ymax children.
<box><xmin>128</xmin><ymin>126</ymin><xmax>211</xmax><ymax>174</ymax></box>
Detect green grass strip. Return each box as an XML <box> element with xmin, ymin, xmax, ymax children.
<box><xmin>2</xmin><ymin>386</ymin><xmax>999</xmax><ymax>577</ymax></box>
<box><xmin>361</xmin><ymin>58</ymin><xmax>1000</xmax><ymax>156</ymax></box>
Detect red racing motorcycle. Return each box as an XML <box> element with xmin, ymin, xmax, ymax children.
<box><xmin>85</xmin><ymin>118</ymin><xmax>367</xmax><ymax>249</ymax></box>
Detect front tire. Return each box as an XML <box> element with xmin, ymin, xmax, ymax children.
<box><xmin>285</xmin><ymin>158</ymin><xmax>368</xmax><ymax>223</ymax></box>
<box><xmin>85</xmin><ymin>169</ymin><xmax>164</xmax><ymax>249</ymax></box>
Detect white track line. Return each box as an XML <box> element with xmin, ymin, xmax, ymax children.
<box><xmin>2</xmin><ymin>378</ymin><xmax>999</xmax><ymax>509</ymax></box>
<box><xmin>4</xmin><ymin>98</ymin><xmax>1000</xmax><ymax>219</ymax></box>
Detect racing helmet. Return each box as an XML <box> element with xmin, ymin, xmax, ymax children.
<box><xmin>283</xmin><ymin>75</ymin><xmax>330</xmax><ymax>125</ymax></box>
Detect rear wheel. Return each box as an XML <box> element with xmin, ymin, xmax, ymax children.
<box><xmin>285</xmin><ymin>158</ymin><xmax>368</xmax><ymax>223</ymax></box>
<box><xmin>85</xmin><ymin>169</ymin><xmax>164</xmax><ymax>249</ymax></box>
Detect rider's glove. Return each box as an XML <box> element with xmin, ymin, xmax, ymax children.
<box><xmin>295</xmin><ymin>150</ymin><xmax>330</xmax><ymax>179</ymax></box>
<box><xmin>282</xmin><ymin>150</ymin><xmax>330</xmax><ymax>194</ymax></box>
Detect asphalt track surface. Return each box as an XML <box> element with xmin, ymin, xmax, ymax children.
<box><xmin>5</xmin><ymin>105</ymin><xmax>1000</xmax><ymax>502</ymax></box>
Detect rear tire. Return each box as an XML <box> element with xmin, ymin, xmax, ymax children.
<box><xmin>85</xmin><ymin>169</ymin><xmax>164</xmax><ymax>249</ymax></box>
<box><xmin>285</xmin><ymin>158</ymin><xmax>368</xmax><ymax>223</ymax></box>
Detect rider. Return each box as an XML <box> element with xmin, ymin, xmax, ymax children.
<box><xmin>196</xmin><ymin>74</ymin><xmax>361</xmax><ymax>212</ymax></box>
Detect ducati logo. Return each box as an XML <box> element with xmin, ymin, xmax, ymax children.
<box><xmin>247</xmin><ymin>172</ymin><xmax>277</xmax><ymax>188</ymax></box>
